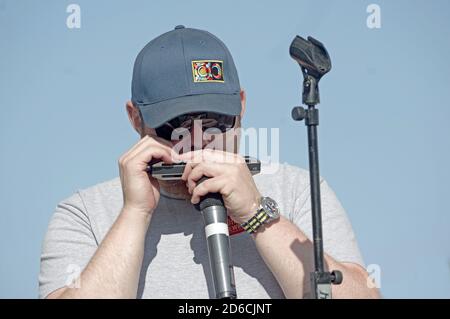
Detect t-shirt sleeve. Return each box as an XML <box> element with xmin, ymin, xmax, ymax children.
<box><xmin>290</xmin><ymin>174</ymin><xmax>365</xmax><ymax>268</ymax></box>
<box><xmin>39</xmin><ymin>192</ymin><xmax>98</xmax><ymax>298</ymax></box>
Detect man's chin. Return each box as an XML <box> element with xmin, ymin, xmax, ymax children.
<box><xmin>159</xmin><ymin>180</ymin><xmax>191</xmax><ymax>199</ymax></box>
<box><xmin>161</xmin><ymin>179</ymin><xmax>183</xmax><ymax>186</ymax></box>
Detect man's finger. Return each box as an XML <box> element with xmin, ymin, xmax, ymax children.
<box><xmin>124</xmin><ymin>137</ymin><xmax>180</xmax><ymax>164</ymax></box>
<box><xmin>119</xmin><ymin>135</ymin><xmax>151</xmax><ymax>163</ymax></box>
<box><xmin>186</xmin><ymin>162</ymin><xmax>226</xmax><ymax>193</ymax></box>
<box><xmin>191</xmin><ymin>176</ymin><xmax>228</xmax><ymax>204</ymax></box>
<box><xmin>128</xmin><ymin>145</ymin><xmax>175</xmax><ymax>170</ymax></box>
<box><xmin>181</xmin><ymin>161</ymin><xmax>197</xmax><ymax>181</ymax></box>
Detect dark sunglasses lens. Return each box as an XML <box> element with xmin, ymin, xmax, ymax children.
<box><xmin>215</xmin><ymin>114</ymin><xmax>235</xmax><ymax>131</ymax></box>
<box><xmin>155</xmin><ymin>124</ymin><xmax>173</xmax><ymax>140</ymax></box>
<box><xmin>155</xmin><ymin>113</ymin><xmax>236</xmax><ymax>140</ymax></box>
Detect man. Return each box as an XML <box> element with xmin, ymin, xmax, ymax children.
<box><xmin>39</xmin><ymin>26</ymin><xmax>379</xmax><ymax>299</ymax></box>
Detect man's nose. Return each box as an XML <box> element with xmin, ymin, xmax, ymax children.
<box><xmin>170</xmin><ymin>123</ymin><xmax>212</xmax><ymax>151</ymax></box>
<box><xmin>190</xmin><ymin>121</ymin><xmax>212</xmax><ymax>150</ymax></box>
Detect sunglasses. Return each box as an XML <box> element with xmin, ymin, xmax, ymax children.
<box><xmin>155</xmin><ymin>112</ymin><xmax>236</xmax><ymax>141</ymax></box>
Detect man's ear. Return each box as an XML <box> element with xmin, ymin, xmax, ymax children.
<box><xmin>126</xmin><ymin>101</ymin><xmax>143</xmax><ymax>135</ymax></box>
<box><xmin>239</xmin><ymin>88</ymin><xmax>246</xmax><ymax>118</ymax></box>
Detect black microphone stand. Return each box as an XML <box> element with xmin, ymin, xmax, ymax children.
<box><xmin>289</xmin><ymin>35</ymin><xmax>343</xmax><ymax>299</ymax></box>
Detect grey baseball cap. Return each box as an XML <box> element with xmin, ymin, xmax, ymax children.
<box><xmin>131</xmin><ymin>25</ymin><xmax>241</xmax><ymax>129</ymax></box>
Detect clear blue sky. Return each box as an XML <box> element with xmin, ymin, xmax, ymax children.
<box><xmin>1</xmin><ymin>0</ymin><xmax>449</xmax><ymax>298</ymax></box>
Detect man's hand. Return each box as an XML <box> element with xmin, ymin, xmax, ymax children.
<box><xmin>180</xmin><ymin>149</ymin><xmax>261</xmax><ymax>224</ymax></box>
<box><xmin>48</xmin><ymin>135</ymin><xmax>181</xmax><ymax>299</ymax></box>
<box><xmin>119</xmin><ymin>135</ymin><xmax>178</xmax><ymax>217</ymax></box>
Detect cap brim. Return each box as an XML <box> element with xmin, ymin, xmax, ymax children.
<box><xmin>138</xmin><ymin>93</ymin><xmax>241</xmax><ymax>128</ymax></box>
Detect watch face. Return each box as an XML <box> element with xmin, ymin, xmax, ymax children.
<box><xmin>261</xmin><ymin>197</ymin><xmax>280</xmax><ymax>220</ymax></box>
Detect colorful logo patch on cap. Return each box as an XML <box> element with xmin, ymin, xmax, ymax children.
<box><xmin>192</xmin><ymin>60</ymin><xmax>224</xmax><ymax>83</ymax></box>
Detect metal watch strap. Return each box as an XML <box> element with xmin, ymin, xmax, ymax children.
<box><xmin>241</xmin><ymin>207</ymin><xmax>269</xmax><ymax>234</ymax></box>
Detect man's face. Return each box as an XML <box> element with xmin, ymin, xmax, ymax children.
<box><xmin>127</xmin><ymin>90</ymin><xmax>246</xmax><ymax>198</ymax></box>
<box><xmin>139</xmin><ymin>112</ymin><xmax>242</xmax><ymax>198</ymax></box>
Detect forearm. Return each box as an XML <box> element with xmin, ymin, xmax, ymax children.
<box><xmin>252</xmin><ymin>216</ymin><xmax>379</xmax><ymax>299</ymax></box>
<box><xmin>59</xmin><ymin>208</ymin><xmax>151</xmax><ymax>299</ymax></box>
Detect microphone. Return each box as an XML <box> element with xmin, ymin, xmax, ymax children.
<box><xmin>195</xmin><ymin>177</ymin><xmax>237</xmax><ymax>299</ymax></box>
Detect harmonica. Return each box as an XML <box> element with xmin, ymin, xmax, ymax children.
<box><xmin>146</xmin><ymin>156</ymin><xmax>261</xmax><ymax>180</ymax></box>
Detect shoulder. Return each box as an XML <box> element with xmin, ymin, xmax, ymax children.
<box><xmin>75</xmin><ymin>176</ymin><xmax>122</xmax><ymax>217</ymax></box>
<box><xmin>56</xmin><ymin>177</ymin><xmax>122</xmax><ymax>216</ymax></box>
<box><xmin>77</xmin><ymin>177</ymin><xmax>122</xmax><ymax>200</ymax></box>
<box><xmin>52</xmin><ymin>177</ymin><xmax>121</xmax><ymax>221</ymax></box>
<box><xmin>254</xmin><ymin>162</ymin><xmax>311</xmax><ymax>193</ymax></box>
<box><xmin>55</xmin><ymin>177</ymin><xmax>119</xmax><ymax>207</ymax></box>
<box><xmin>253</xmin><ymin>162</ymin><xmax>312</xmax><ymax>216</ymax></box>
<box><xmin>57</xmin><ymin>177</ymin><xmax>123</xmax><ymax>239</ymax></box>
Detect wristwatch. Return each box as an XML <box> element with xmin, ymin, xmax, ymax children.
<box><xmin>241</xmin><ymin>197</ymin><xmax>280</xmax><ymax>234</ymax></box>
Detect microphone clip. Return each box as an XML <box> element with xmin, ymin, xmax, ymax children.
<box><xmin>289</xmin><ymin>35</ymin><xmax>331</xmax><ymax>107</ymax></box>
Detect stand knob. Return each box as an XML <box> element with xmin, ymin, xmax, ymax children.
<box><xmin>331</xmin><ymin>270</ymin><xmax>343</xmax><ymax>285</ymax></box>
<box><xmin>291</xmin><ymin>106</ymin><xmax>306</xmax><ymax>121</ymax></box>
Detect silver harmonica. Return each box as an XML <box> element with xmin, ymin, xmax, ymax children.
<box><xmin>146</xmin><ymin>156</ymin><xmax>261</xmax><ymax>180</ymax></box>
